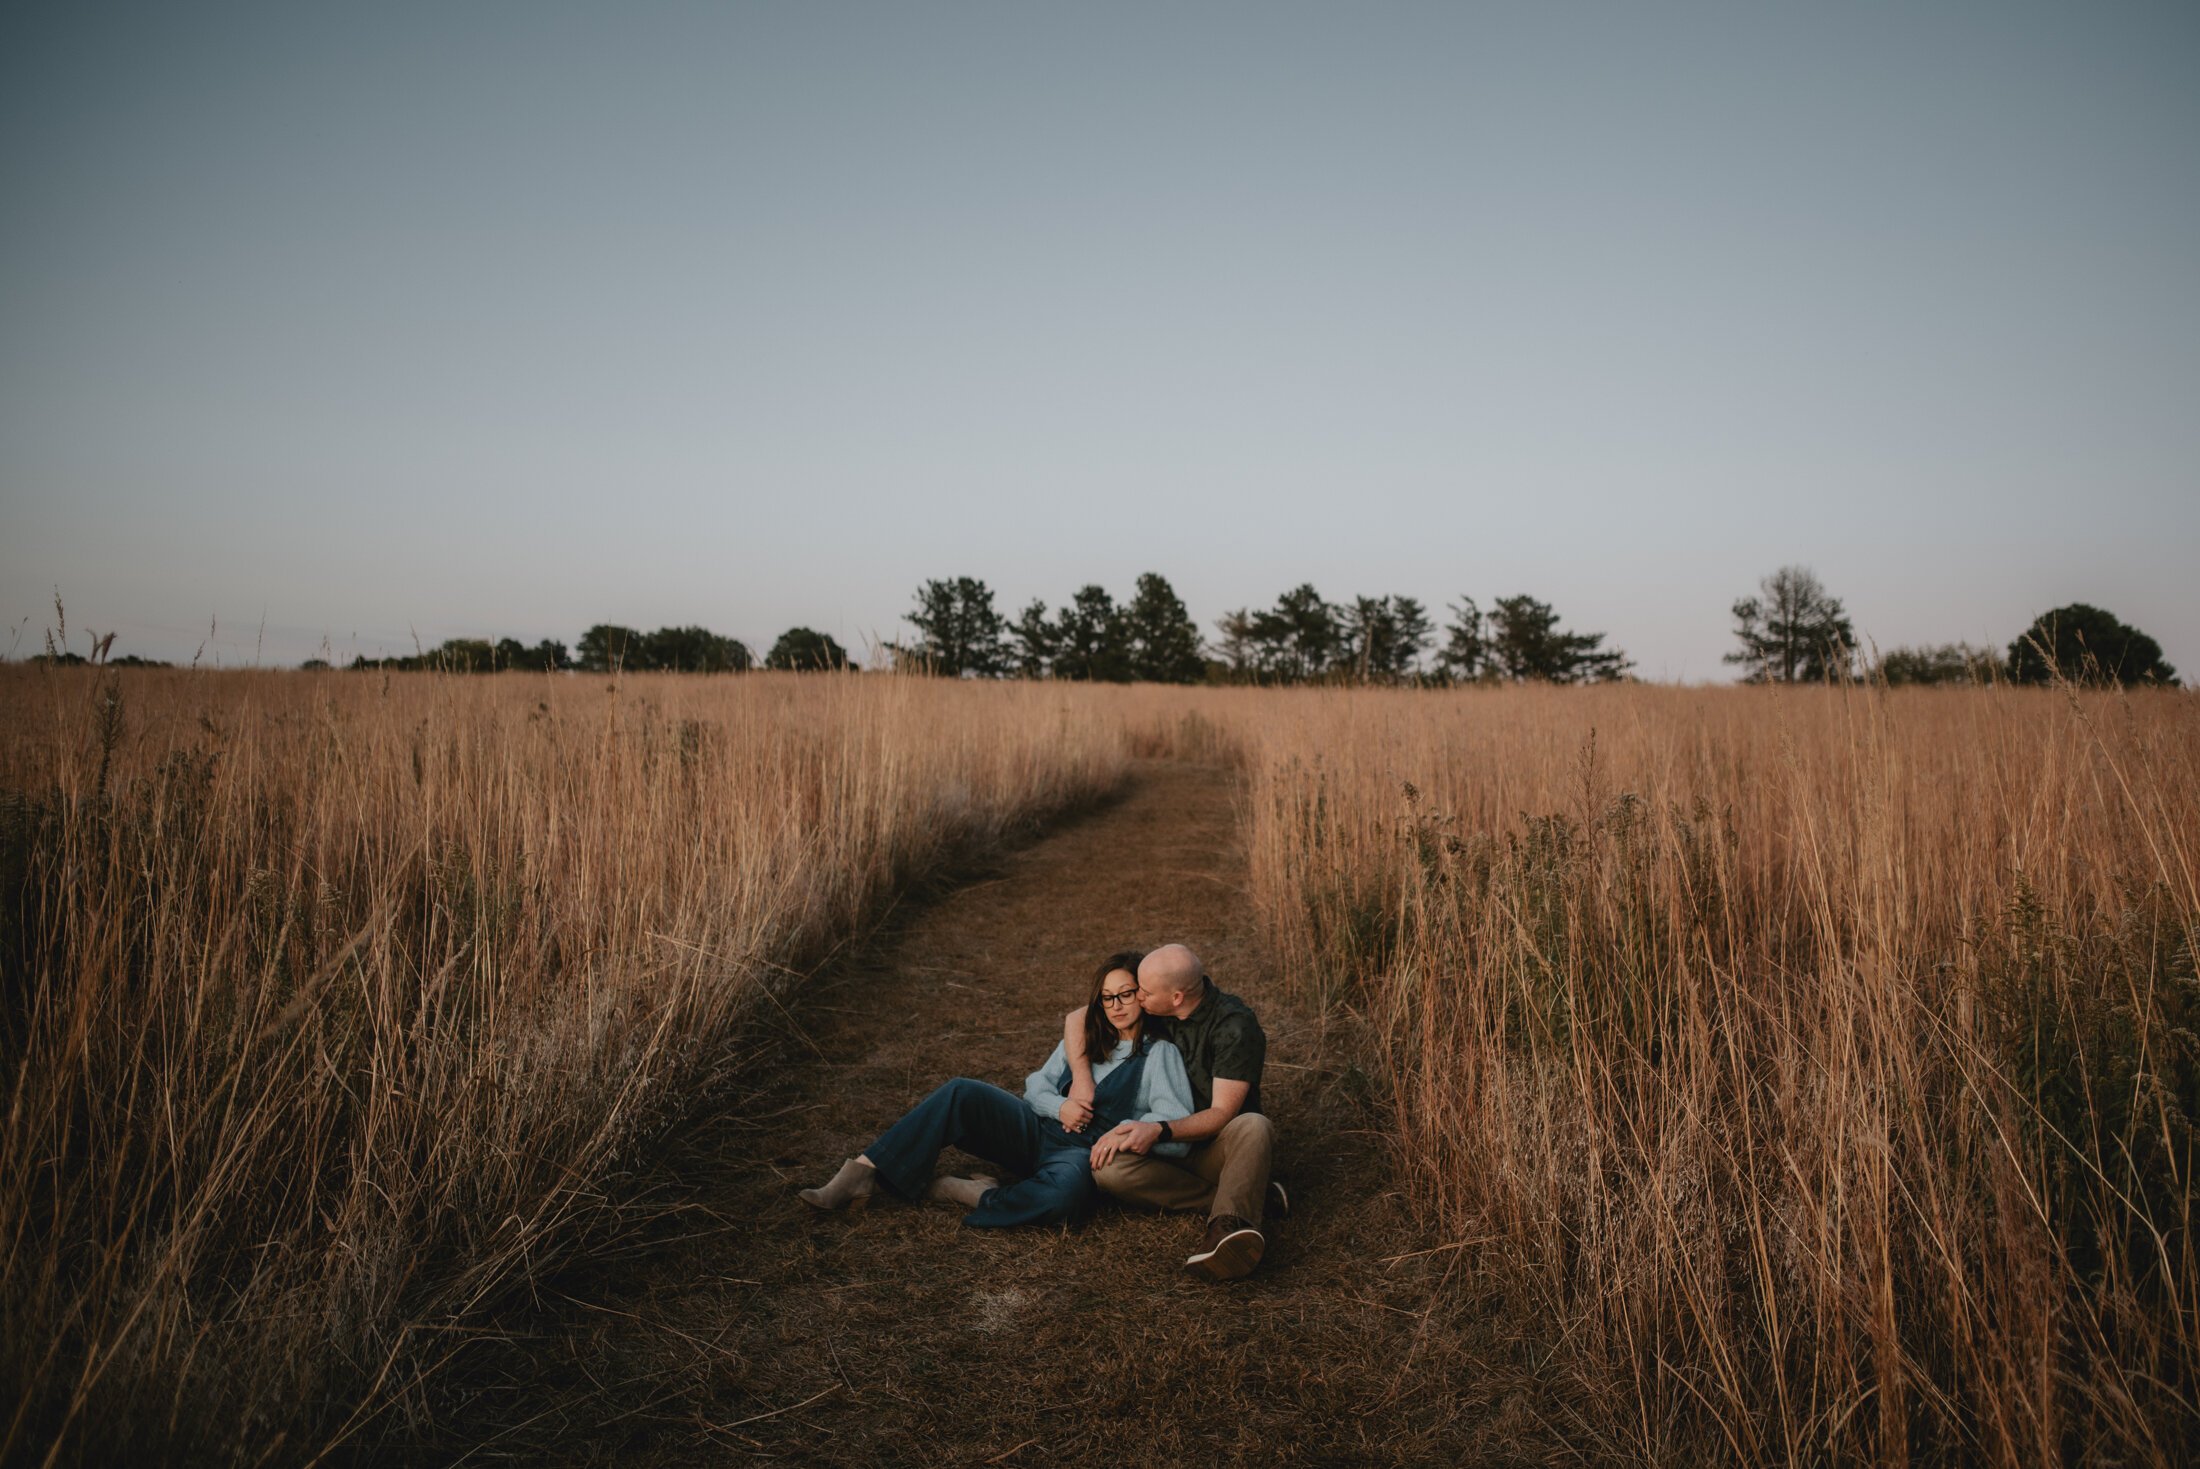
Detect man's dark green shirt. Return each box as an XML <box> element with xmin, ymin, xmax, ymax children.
<box><xmin>1149</xmin><ymin>982</ymin><xmax>1264</xmax><ymax>1117</ymax></box>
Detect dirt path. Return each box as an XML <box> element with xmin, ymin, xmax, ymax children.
<box><xmin>443</xmin><ymin>761</ymin><xmax>1542</xmax><ymax>1466</ymax></box>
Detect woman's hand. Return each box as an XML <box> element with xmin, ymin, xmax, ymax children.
<box><xmin>1057</xmin><ymin>1096</ymin><xmax>1094</xmax><ymax>1131</ymax></box>
<box><xmin>1088</xmin><ymin>1122</ymin><xmax>1135</xmax><ymax>1169</ymax></box>
<box><xmin>1065</xmin><ymin>1073</ymin><xmax>1096</xmax><ymax>1124</ymax></box>
<box><xmin>1088</xmin><ymin>1120</ymin><xmax>1161</xmax><ymax>1170</ymax></box>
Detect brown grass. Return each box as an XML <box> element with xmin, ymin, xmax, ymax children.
<box><xmin>1221</xmin><ymin>681</ymin><xmax>2200</xmax><ymax>1464</ymax></box>
<box><xmin>0</xmin><ymin>666</ymin><xmax>1125</xmax><ymax>1465</ymax></box>
<box><xmin>8</xmin><ymin>669</ymin><xmax>2195</xmax><ymax>1466</ymax></box>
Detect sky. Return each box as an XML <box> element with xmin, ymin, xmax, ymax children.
<box><xmin>2</xmin><ymin>1</ymin><xmax>2194</xmax><ymax>679</ymax></box>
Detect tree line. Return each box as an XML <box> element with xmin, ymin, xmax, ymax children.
<box><xmin>891</xmin><ymin>574</ymin><xmax>1209</xmax><ymax>682</ymax></box>
<box><xmin>1233</xmin><ymin>591</ymin><xmax>1633</xmax><ymax>685</ymax></box>
<box><xmin>894</xmin><ymin>567</ymin><xmax>2174</xmax><ymax>688</ymax></box>
<box><xmin>888</xmin><ymin>574</ymin><xmax>1636</xmax><ymax>684</ymax></box>
<box><xmin>1724</xmin><ymin>565</ymin><xmax>2177</xmax><ymax>687</ymax></box>
<box><xmin>38</xmin><ymin>567</ymin><xmax>2176</xmax><ymax>689</ymax></box>
<box><xmin>321</xmin><ymin>624</ymin><xmax>851</xmax><ymax>675</ymax></box>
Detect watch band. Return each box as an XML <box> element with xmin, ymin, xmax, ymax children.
<box><xmin>1157</xmin><ymin>1120</ymin><xmax>1173</xmax><ymax>1143</ymax></box>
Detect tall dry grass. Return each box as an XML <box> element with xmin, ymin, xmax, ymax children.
<box><xmin>0</xmin><ymin>666</ymin><xmax>1126</xmax><ymax>1465</ymax></box>
<box><xmin>12</xmin><ymin>665</ymin><xmax>2193</xmax><ymax>1465</ymax></box>
<box><xmin>1228</xmin><ymin>681</ymin><xmax>2198</xmax><ymax>1463</ymax></box>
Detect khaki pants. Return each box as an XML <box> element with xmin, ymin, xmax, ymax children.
<box><xmin>1094</xmin><ymin>1112</ymin><xmax>1275</xmax><ymax>1223</ymax></box>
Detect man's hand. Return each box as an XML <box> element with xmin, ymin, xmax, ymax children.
<box><xmin>1088</xmin><ymin>1120</ymin><xmax>1162</xmax><ymax>1170</ymax></box>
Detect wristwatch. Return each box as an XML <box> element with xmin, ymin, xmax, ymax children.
<box><xmin>1156</xmin><ymin>1120</ymin><xmax>1173</xmax><ymax>1143</ymax></box>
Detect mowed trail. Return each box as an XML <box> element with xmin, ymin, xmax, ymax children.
<box><xmin>449</xmin><ymin>761</ymin><xmax>1544</xmax><ymax>1466</ymax></box>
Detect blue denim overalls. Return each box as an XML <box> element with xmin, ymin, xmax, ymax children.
<box><xmin>863</xmin><ymin>1043</ymin><xmax>1152</xmax><ymax>1228</ymax></box>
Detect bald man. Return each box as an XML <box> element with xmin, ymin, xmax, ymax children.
<box><xmin>1062</xmin><ymin>943</ymin><xmax>1278</xmax><ymax>1280</ymax></box>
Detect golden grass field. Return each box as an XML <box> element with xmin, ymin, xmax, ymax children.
<box><xmin>0</xmin><ymin>668</ymin><xmax>1127</xmax><ymax>1464</ymax></box>
<box><xmin>1224</xmin><ymin>682</ymin><xmax>2199</xmax><ymax>1464</ymax></box>
<box><xmin>4</xmin><ymin>667</ymin><xmax>2194</xmax><ymax>1465</ymax></box>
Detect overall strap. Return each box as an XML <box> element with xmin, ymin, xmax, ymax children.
<box><xmin>1087</xmin><ymin>1049</ymin><xmax>1150</xmax><ymax>1133</ymax></box>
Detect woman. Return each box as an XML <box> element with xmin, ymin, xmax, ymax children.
<box><xmin>799</xmin><ymin>949</ymin><xmax>1195</xmax><ymax>1227</ymax></box>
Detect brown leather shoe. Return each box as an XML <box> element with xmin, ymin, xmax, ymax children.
<box><xmin>1185</xmin><ymin>1214</ymin><xmax>1264</xmax><ymax>1280</ymax></box>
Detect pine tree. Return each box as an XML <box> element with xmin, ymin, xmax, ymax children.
<box><xmin>1214</xmin><ymin>608</ymin><xmax>1260</xmax><ymax>683</ymax></box>
<box><xmin>1340</xmin><ymin>595</ymin><xmax>1434</xmax><ymax>682</ymax></box>
<box><xmin>1123</xmin><ymin>573</ymin><xmax>1205</xmax><ymax>683</ymax></box>
<box><xmin>1008</xmin><ymin>599</ymin><xmax>1055</xmax><ymax>679</ymax></box>
<box><xmin>1726</xmin><ymin>566</ymin><xmax>1854</xmax><ymax>683</ymax></box>
<box><xmin>1436</xmin><ymin>596</ymin><xmax>1487</xmax><ymax>681</ymax></box>
<box><xmin>1252</xmin><ymin>584</ymin><xmax>1341</xmax><ymax>682</ymax></box>
<box><xmin>1487</xmin><ymin>595</ymin><xmax>1631</xmax><ymax>683</ymax></box>
<box><xmin>1051</xmin><ymin>585</ymin><xmax>1131</xmax><ymax>681</ymax></box>
<box><xmin>903</xmin><ymin>577</ymin><xmax>1008</xmax><ymax>677</ymax></box>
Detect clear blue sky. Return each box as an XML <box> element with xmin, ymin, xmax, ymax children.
<box><xmin>3</xmin><ymin>2</ymin><xmax>2194</xmax><ymax>678</ymax></box>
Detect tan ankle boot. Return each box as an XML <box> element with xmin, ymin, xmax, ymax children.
<box><xmin>799</xmin><ymin>1156</ymin><xmax>876</xmax><ymax>1212</ymax></box>
<box><xmin>924</xmin><ymin>1174</ymin><xmax>998</xmax><ymax>1209</ymax></box>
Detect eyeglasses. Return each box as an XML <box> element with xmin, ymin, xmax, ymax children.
<box><xmin>1100</xmin><ymin>991</ymin><xmax>1139</xmax><ymax>1007</ymax></box>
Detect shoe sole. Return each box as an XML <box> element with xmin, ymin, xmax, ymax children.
<box><xmin>1185</xmin><ymin>1226</ymin><xmax>1264</xmax><ymax>1281</ymax></box>
<box><xmin>1266</xmin><ymin>1182</ymin><xmax>1290</xmax><ymax>1220</ymax></box>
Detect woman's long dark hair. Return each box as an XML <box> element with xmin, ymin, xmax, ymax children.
<box><xmin>1082</xmin><ymin>950</ymin><xmax>1148</xmax><ymax>1067</ymax></box>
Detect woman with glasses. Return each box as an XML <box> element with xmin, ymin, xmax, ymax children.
<box><xmin>799</xmin><ymin>949</ymin><xmax>1195</xmax><ymax>1228</ymax></box>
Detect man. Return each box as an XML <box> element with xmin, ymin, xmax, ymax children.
<box><xmin>1062</xmin><ymin>943</ymin><xmax>1277</xmax><ymax>1280</ymax></box>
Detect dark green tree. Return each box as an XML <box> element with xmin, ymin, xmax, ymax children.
<box><xmin>577</xmin><ymin>624</ymin><xmax>643</xmax><ymax>673</ymax></box>
<box><xmin>430</xmin><ymin>638</ymin><xmax>496</xmax><ymax>672</ymax></box>
<box><xmin>1726</xmin><ymin>566</ymin><xmax>1854</xmax><ymax>683</ymax></box>
<box><xmin>493</xmin><ymin>637</ymin><xmax>570</xmax><ymax>671</ymax></box>
<box><xmin>1213</xmin><ymin>608</ymin><xmax>1260</xmax><ymax>683</ymax></box>
<box><xmin>1489</xmin><ymin>596</ymin><xmax>1565</xmax><ymax>681</ymax></box>
<box><xmin>1252</xmin><ymin>584</ymin><xmax>1342</xmax><ymax>682</ymax></box>
<box><xmin>765</xmin><ymin>627</ymin><xmax>849</xmax><ymax>671</ymax></box>
<box><xmin>1390</xmin><ymin>597</ymin><xmax>1435</xmax><ymax>680</ymax></box>
<box><xmin>1340</xmin><ymin>595</ymin><xmax>1433</xmax><ymax>682</ymax></box>
<box><xmin>1876</xmin><ymin>643</ymin><xmax>2003</xmax><ymax>686</ymax></box>
<box><xmin>349</xmin><ymin>637</ymin><xmax>566</xmax><ymax>673</ymax></box>
<box><xmin>1051</xmin><ymin>585</ymin><xmax>1132</xmax><ymax>682</ymax></box>
<box><xmin>1488</xmin><ymin>595</ymin><xmax>1632</xmax><ymax>682</ymax></box>
<box><xmin>1123</xmin><ymin>573</ymin><xmax>1205</xmax><ymax>683</ymax></box>
<box><xmin>2006</xmin><ymin>604</ymin><xmax>2177</xmax><ymax>687</ymax></box>
<box><xmin>642</xmin><ymin>625</ymin><xmax>751</xmax><ymax>672</ymax></box>
<box><xmin>1436</xmin><ymin>596</ymin><xmax>1488</xmax><ymax>681</ymax></box>
<box><xmin>903</xmin><ymin>577</ymin><xmax>1008</xmax><ymax>677</ymax></box>
<box><xmin>1005</xmin><ymin>599</ymin><xmax>1054</xmax><ymax>679</ymax></box>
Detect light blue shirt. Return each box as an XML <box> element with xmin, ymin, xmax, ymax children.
<box><xmin>1024</xmin><ymin>1035</ymin><xmax>1196</xmax><ymax>1158</ymax></box>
